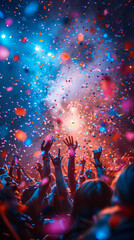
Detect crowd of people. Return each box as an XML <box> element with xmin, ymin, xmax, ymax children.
<box><xmin>0</xmin><ymin>136</ymin><xmax>134</xmax><ymax>240</ymax></box>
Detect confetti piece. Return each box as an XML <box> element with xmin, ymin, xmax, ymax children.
<box><xmin>78</xmin><ymin>33</ymin><xmax>84</xmax><ymax>42</ymax></box>
<box><xmin>13</xmin><ymin>55</ymin><xmax>19</xmax><ymax>61</ymax></box>
<box><xmin>0</xmin><ymin>45</ymin><xmax>10</xmax><ymax>60</ymax></box>
<box><xmin>5</xmin><ymin>18</ymin><xmax>13</xmax><ymax>27</ymax></box>
<box><xmin>15</xmin><ymin>130</ymin><xmax>27</xmax><ymax>141</ymax></box>
<box><xmin>61</xmin><ymin>52</ymin><xmax>70</xmax><ymax>61</ymax></box>
<box><xmin>22</xmin><ymin>37</ymin><xmax>28</xmax><ymax>43</ymax></box>
<box><xmin>15</xmin><ymin>107</ymin><xmax>27</xmax><ymax>116</ymax></box>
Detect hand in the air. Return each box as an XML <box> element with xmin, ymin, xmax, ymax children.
<box><xmin>41</xmin><ymin>136</ymin><xmax>53</xmax><ymax>155</ymax></box>
<box><xmin>93</xmin><ymin>147</ymin><xmax>102</xmax><ymax>161</ymax></box>
<box><xmin>63</xmin><ymin>136</ymin><xmax>78</xmax><ymax>153</ymax></box>
<box><xmin>49</xmin><ymin>149</ymin><xmax>63</xmax><ymax>167</ymax></box>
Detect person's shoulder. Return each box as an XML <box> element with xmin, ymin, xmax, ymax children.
<box><xmin>78</xmin><ymin>206</ymin><xmax>134</xmax><ymax>240</ymax></box>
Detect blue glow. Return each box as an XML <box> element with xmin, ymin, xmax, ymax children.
<box><xmin>103</xmin><ymin>33</ymin><xmax>107</xmax><ymax>38</ymax></box>
<box><xmin>99</xmin><ymin>126</ymin><xmax>106</xmax><ymax>133</ymax></box>
<box><xmin>108</xmin><ymin>108</ymin><xmax>117</xmax><ymax>116</ymax></box>
<box><xmin>0</xmin><ymin>11</ymin><xmax>4</xmax><ymax>19</ymax></box>
<box><xmin>24</xmin><ymin>138</ymin><xmax>32</xmax><ymax>147</ymax></box>
<box><xmin>24</xmin><ymin>2</ymin><xmax>39</xmax><ymax>16</ymax></box>
<box><xmin>95</xmin><ymin>226</ymin><xmax>110</xmax><ymax>240</ymax></box>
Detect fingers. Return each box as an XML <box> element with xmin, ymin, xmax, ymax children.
<box><xmin>99</xmin><ymin>147</ymin><xmax>102</xmax><ymax>152</ymax></box>
<box><xmin>69</xmin><ymin>136</ymin><xmax>73</xmax><ymax>145</ymax></box>
<box><xmin>58</xmin><ymin>148</ymin><xmax>60</xmax><ymax>158</ymax></box>
<box><xmin>49</xmin><ymin>153</ymin><xmax>54</xmax><ymax>161</ymax></box>
<box><xmin>65</xmin><ymin>137</ymin><xmax>69</xmax><ymax>145</ymax></box>
<box><xmin>63</xmin><ymin>140</ymin><xmax>68</xmax><ymax>146</ymax></box>
<box><xmin>93</xmin><ymin>150</ymin><xmax>97</xmax><ymax>153</ymax></box>
<box><xmin>71</xmin><ymin>136</ymin><xmax>74</xmax><ymax>145</ymax></box>
<box><xmin>41</xmin><ymin>140</ymin><xmax>45</xmax><ymax>150</ymax></box>
<box><xmin>75</xmin><ymin>141</ymin><xmax>78</xmax><ymax>149</ymax></box>
<box><xmin>50</xmin><ymin>136</ymin><xmax>53</xmax><ymax>145</ymax></box>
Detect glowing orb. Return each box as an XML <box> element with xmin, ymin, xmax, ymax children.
<box><xmin>78</xmin><ymin>33</ymin><xmax>84</xmax><ymax>42</ymax></box>
<box><xmin>61</xmin><ymin>52</ymin><xmax>70</xmax><ymax>61</ymax></box>
<box><xmin>126</xmin><ymin>132</ymin><xmax>134</xmax><ymax>141</ymax></box>
<box><xmin>65</xmin><ymin>117</ymin><xmax>80</xmax><ymax>131</ymax></box>
<box><xmin>5</xmin><ymin>18</ymin><xmax>13</xmax><ymax>27</ymax></box>
<box><xmin>1</xmin><ymin>34</ymin><xmax>6</xmax><ymax>38</ymax></box>
<box><xmin>0</xmin><ymin>45</ymin><xmax>10</xmax><ymax>60</ymax></box>
<box><xmin>15</xmin><ymin>130</ymin><xmax>27</xmax><ymax>141</ymax></box>
<box><xmin>35</xmin><ymin>46</ymin><xmax>40</xmax><ymax>51</ymax></box>
<box><xmin>48</xmin><ymin>52</ymin><xmax>52</xmax><ymax>56</ymax></box>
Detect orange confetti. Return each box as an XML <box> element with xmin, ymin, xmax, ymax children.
<box><xmin>34</xmin><ymin>150</ymin><xmax>41</xmax><ymax>158</ymax></box>
<box><xmin>13</xmin><ymin>55</ymin><xmax>19</xmax><ymax>61</ymax></box>
<box><xmin>15</xmin><ymin>130</ymin><xmax>27</xmax><ymax>141</ymax></box>
<box><xmin>78</xmin><ymin>33</ymin><xmax>84</xmax><ymax>42</ymax></box>
<box><xmin>61</xmin><ymin>52</ymin><xmax>70</xmax><ymax>61</ymax></box>
<box><xmin>1</xmin><ymin>150</ymin><xmax>8</xmax><ymax>158</ymax></box>
<box><xmin>15</xmin><ymin>107</ymin><xmax>27</xmax><ymax>116</ymax></box>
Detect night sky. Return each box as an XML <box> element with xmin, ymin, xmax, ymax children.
<box><xmin>0</xmin><ymin>0</ymin><xmax>134</xmax><ymax>171</ymax></box>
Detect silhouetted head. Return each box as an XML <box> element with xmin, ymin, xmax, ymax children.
<box><xmin>114</xmin><ymin>164</ymin><xmax>134</xmax><ymax>206</ymax></box>
<box><xmin>72</xmin><ymin>179</ymin><xmax>112</xmax><ymax>220</ymax></box>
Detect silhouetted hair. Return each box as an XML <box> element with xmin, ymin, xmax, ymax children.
<box><xmin>115</xmin><ymin>164</ymin><xmax>134</xmax><ymax>205</ymax></box>
<box><xmin>72</xmin><ymin>179</ymin><xmax>113</xmax><ymax>219</ymax></box>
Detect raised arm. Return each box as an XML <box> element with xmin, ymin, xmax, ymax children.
<box><xmin>78</xmin><ymin>157</ymin><xmax>86</xmax><ymax>185</ymax></box>
<box><xmin>49</xmin><ymin>149</ymin><xmax>72</xmax><ymax>214</ymax></box>
<box><xmin>41</xmin><ymin>136</ymin><xmax>53</xmax><ymax>181</ymax></box>
<box><xmin>35</xmin><ymin>162</ymin><xmax>43</xmax><ymax>180</ymax></box>
<box><xmin>20</xmin><ymin>166</ymin><xmax>35</xmax><ymax>185</ymax></box>
<box><xmin>92</xmin><ymin>147</ymin><xmax>104</xmax><ymax>179</ymax></box>
<box><xmin>25</xmin><ymin>137</ymin><xmax>53</xmax><ymax>218</ymax></box>
<box><xmin>63</xmin><ymin>136</ymin><xmax>78</xmax><ymax>198</ymax></box>
<box><xmin>9</xmin><ymin>157</ymin><xmax>15</xmax><ymax>178</ymax></box>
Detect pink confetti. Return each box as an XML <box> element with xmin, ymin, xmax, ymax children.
<box><xmin>5</xmin><ymin>18</ymin><xmax>13</xmax><ymax>27</ymax></box>
<box><xmin>0</xmin><ymin>45</ymin><xmax>10</xmax><ymax>60</ymax></box>
<box><xmin>7</xmin><ymin>87</ymin><xmax>13</xmax><ymax>92</ymax></box>
<box><xmin>126</xmin><ymin>132</ymin><xmax>134</xmax><ymax>141</ymax></box>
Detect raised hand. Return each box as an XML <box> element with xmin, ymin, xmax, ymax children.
<box><xmin>41</xmin><ymin>136</ymin><xmax>53</xmax><ymax>155</ymax></box>
<box><xmin>49</xmin><ymin>149</ymin><xmax>63</xmax><ymax>167</ymax></box>
<box><xmin>63</xmin><ymin>136</ymin><xmax>78</xmax><ymax>152</ymax></box>
<box><xmin>80</xmin><ymin>157</ymin><xmax>86</xmax><ymax>167</ymax></box>
<box><xmin>93</xmin><ymin>147</ymin><xmax>102</xmax><ymax>161</ymax></box>
<box><xmin>35</xmin><ymin>162</ymin><xmax>43</xmax><ymax>172</ymax></box>
<box><xmin>10</xmin><ymin>157</ymin><xmax>15</xmax><ymax>167</ymax></box>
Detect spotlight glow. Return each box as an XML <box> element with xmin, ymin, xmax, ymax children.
<box><xmin>48</xmin><ymin>52</ymin><xmax>52</xmax><ymax>56</ymax></box>
<box><xmin>35</xmin><ymin>46</ymin><xmax>40</xmax><ymax>51</ymax></box>
<box><xmin>1</xmin><ymin>34</ymin><xmax>6</xmax><ymax>38</ymax></box>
